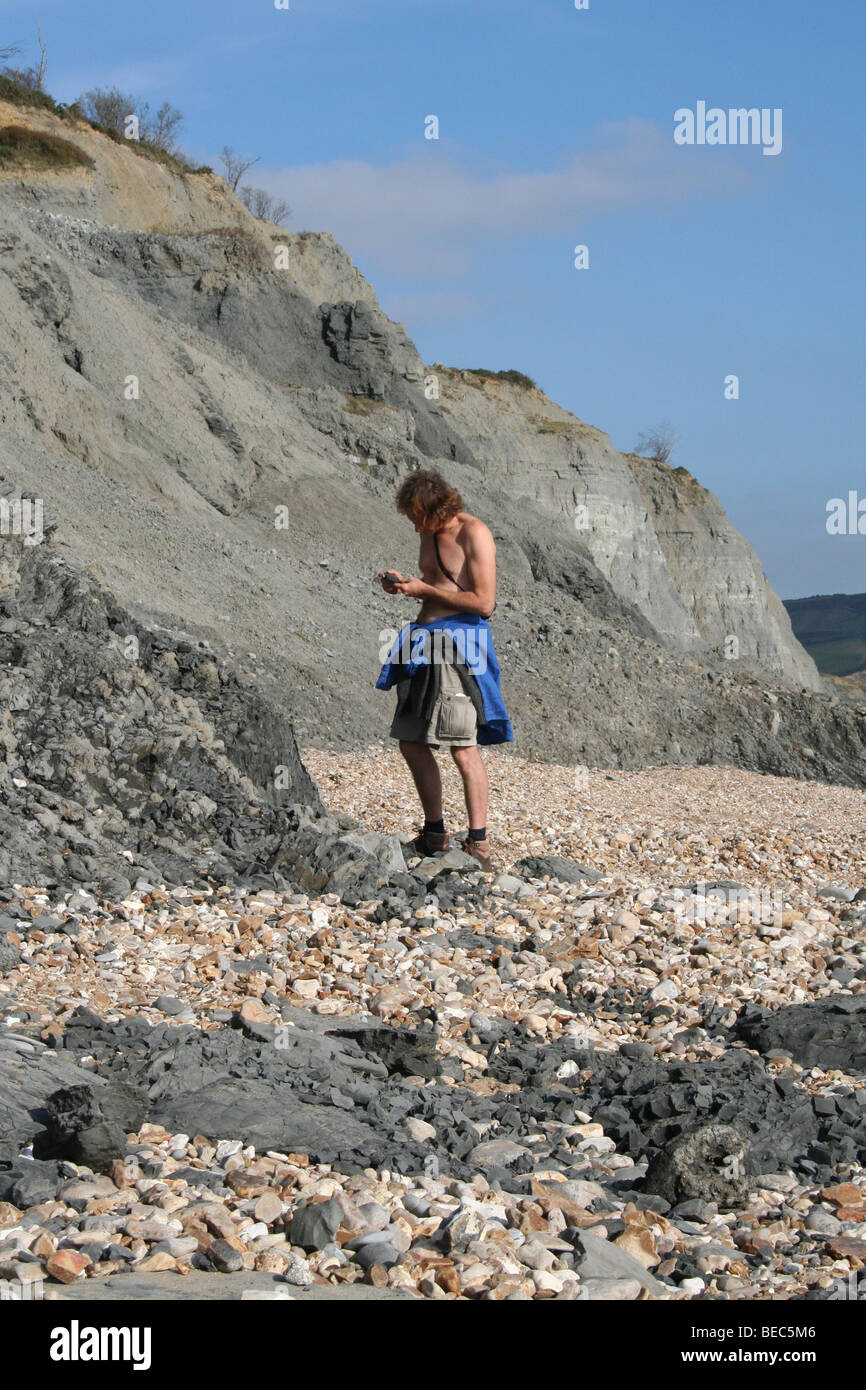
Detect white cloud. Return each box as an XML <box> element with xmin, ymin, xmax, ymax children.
<box><xmin>260</xmin><ymin>120</ymin><xmax>753</xmax><ymax>277</ymax></box>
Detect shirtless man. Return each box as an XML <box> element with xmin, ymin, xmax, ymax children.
<box><xmin>378</xmin><ymin>468</ymin><xmax>512</xmax><ymax>871</ymax></box>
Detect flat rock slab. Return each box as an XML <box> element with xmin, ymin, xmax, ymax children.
<box><xmin>732</xmin><ymin>998</ymin><xmax>866</xmax><ymax>1074</ymax></box>
<box><xmin>577</xmin><ymin>1277</ymin><xmax>643</xmax><ymax>1301</ymax></box>
<box><xmin>414</xmin><ymin>850</ymin><xmax>481</xmax><ymax>878</ymax></box>
<box><xmin>517</xmin><ymin>856</ymin><xmax>602</xmax><ymax>885</ymax></box>
<box><xmin>275</xmin><ymin>1006</ymin><xmax>375</xmax><ymax>1035</ymax></box>
<box><xmin>152</xmin><ymin>1078</ymin><xmax>384</xmax><ymax>1161</ymax></box>
<box><xmin>468</xmin><ymin>1138</ymin><xmax>531</xmax><ymax>1168</ymax></box>
<box><xmin>575</xmin><ymin>1233</ymin><xmax>667</xmax><ymax>1296</ymax></box>
<box><xmin>48</xmin><ymin>1271</ymin><xmax>419</xmax><ymax>1301</ymax></box>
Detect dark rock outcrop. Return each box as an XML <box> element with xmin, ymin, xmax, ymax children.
<box><xmin>35</xmin><ymin>1081</ymin><xmax>146</xmax><ymax>1171</ymax></box>
<box><xmin>5</xmin><ymin>1002</ymin><xmax>864</xmax><ymax>1188</ymax></box>
<box><xmin>486</xmin><ymin>1037</ymin><xmax>866</xmax><ymax>1177</ymax></box>
<box><xmin>0</xmin><ymin>1036</ymin><xmax>114</xmax><ymax>1162</ymax></box>
<box><xmin>0</xmin><ymin>538</ymin><xmax>319</xmax><ymax>888</ymax></box>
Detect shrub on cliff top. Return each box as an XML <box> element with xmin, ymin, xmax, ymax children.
<box><xmin>463</xmin><ymin>367</ymin><xmax>538</xmax><ymax>391</ymax></box>
<box><xmin>76</xmin><ymin>86</ymin><xmax>183</xmax><ymax>153</ymax></box>
<box><xmin>0</xmin><ymin>71</ymin><xmax>55</xmax><ymax>112</ymax></box>
<box><xmin>634</xmin><ymin>422</ymin><xmax>680</xmax><ymax>464</ymax></box>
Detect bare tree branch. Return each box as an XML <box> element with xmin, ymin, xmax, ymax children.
<box><xmin>35</xmin><ymin>24</ymin><xmax>47</xmax><ymax>90</ymax></box>
<box><xmin>634</xmin><ymin>422</ymin><xmax>680</xmax><ymax>464</ymax></box>
<box><xmin>76</xmin><ymin>88</ymin><xmax>184</xmax><ymax>155</ymax></box>
<box><xmin>77</xmin><ymin>86</ymin><xmax>141</xmax><ymax>134</ymax></box>
<box><xmin>145</xmin><ymin>101</ymin><xmax>183</xmax><ymax>153</ymax></box>
<box><xmin>219</xmin><ymin>145</ymin><xmax>259</xmax><ymax>192</ymax></box>
<box><xmin>238</xmin><ymin>184</ymin><xmax>291</xmax><ymax>225</ymax></box>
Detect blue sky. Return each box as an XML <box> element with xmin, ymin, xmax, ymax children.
<box><xmin>4</xmin><ymin>0</ymin><xmax>864</xmax><ymax>599</ymax></box>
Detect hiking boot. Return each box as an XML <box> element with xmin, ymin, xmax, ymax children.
<box><xmin>460</xmin><ymin>836</ymin><xmax>494</xmax><ymax>873</ymax></box>
<box><xmin>409</xmin><ymin>828</ymin><xmax>450</xmax><ymax>857</ymax></box>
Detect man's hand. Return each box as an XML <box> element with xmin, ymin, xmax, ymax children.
<box><xmin>379</xmin><ymin>569</ymin><xmax>404</xmax><ymax>593</ymax></box>
<box><xmin>393</xmin><ymin>576</ymin><xmax>426</xmax><ymax>598</ymax></box>
<box><xmin>380</xmin><ymin>571</ymin><xmax>428</xmax><ymax>598</ymax></box>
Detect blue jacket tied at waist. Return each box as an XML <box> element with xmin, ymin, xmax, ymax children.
<box><xmin>376</xmin><ymin>613</ymin><xmax>514</xmax><ymax>746</ymax></box>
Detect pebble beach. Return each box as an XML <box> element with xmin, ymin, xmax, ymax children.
<box><xmin>2</xmin><ymin>754</ymin><xmax>866</xmax><ymax>1301</ymax></box>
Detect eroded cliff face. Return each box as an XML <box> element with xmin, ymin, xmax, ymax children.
<box><xmin>0</xmin><ymin>95</ymin><xmax>855</xmax><ymax>787</ymax></box>
<box><xmin>435</xmin><ymin>370</ymin><xmax>822</xmax><ymax>692</ymax></box>
<box><xmin>625</xmin><ymin>455</ymin><xmax>821</xmax><ymax>691</ymax></box>
<box><xmin>433</xmin><ymin>369</ymin><xmax>703</xmax><ymax>649</ymax></box>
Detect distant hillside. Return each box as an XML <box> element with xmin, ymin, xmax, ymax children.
<box><xmin>784</xmin><ymin>593</ymin><xmax>866</xmax><ymax>676</ymax></box>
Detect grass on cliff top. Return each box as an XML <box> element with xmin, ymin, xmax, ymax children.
<box><xmin>0</xmin><ymin>74</ymin><xmax>211</xmax><ymax>175</ymax></box>
<box><xmin>449</xmin><ymin>366</ymin><xmax>539</xmax><ymax>391</ymax></box>
<box><xmin>0</xmin><ymin>124</ymin><xmax>94</xmax><ymax>172</ymax></box>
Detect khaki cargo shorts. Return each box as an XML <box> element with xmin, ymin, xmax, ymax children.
<box><xmin>389</xmin><ymin>661</ymin><xmax>478</xmax><ymax>748</ymax></box>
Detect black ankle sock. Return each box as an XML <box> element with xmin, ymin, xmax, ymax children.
<box><xmin>424</xmin><ymin>819</ymin><xmax>446</xmax><ymax>835</ymax></box>
<box><xmin>468</xmin><ymin>827</ymin><xmax>487</xmax><ymax>842</ymax></box>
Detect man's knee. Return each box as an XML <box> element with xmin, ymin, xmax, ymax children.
<box><xmin>450</xmin><ymin>744</ymin><xmax>480</xmax><ymax>770</ymax></box>
<box><xmin>399</xmin><ymin>739</ymin><xmax>429</xmax><ymax>762</ymax></box>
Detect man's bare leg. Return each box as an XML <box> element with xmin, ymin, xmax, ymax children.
<box><xmin>398</xmin><ymin>740</ymin><xmax>443</xmax><ymax>822</ymax></box>
<box><xmin>450</xmin><ymin>745</ymin><xmax>488</xmax><ymax>831</ymax></box>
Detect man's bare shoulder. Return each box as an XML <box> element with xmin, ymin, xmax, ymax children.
<box><xmin>457</xmin><ymin>513</ymin><xmax>495</xmax><ymax>549</ymax></box>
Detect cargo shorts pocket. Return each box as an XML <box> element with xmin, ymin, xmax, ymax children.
<box><xmin>435</xmin><ymin>691</ymin><xmax>476</xmax><ymax>740</ymax></box>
